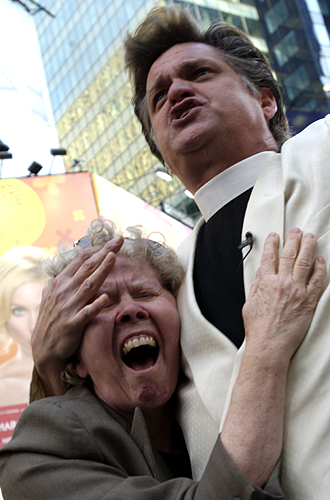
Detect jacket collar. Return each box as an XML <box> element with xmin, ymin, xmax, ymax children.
<box><xmin>98</xmin><ymin>396</ymin><xmax>173</xmax><ymax>481</ymax></box>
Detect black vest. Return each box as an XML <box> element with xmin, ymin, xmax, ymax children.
<box><xmin>193</xmin><ymin>188</ymin><xmax>252</xmax><ymax>348</ymax></box>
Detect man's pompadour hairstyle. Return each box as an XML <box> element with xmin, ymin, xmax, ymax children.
<box><xmin>125</xmin><ymin>4</ymin><xmax>290</xmax><ymax>162</ymax></box>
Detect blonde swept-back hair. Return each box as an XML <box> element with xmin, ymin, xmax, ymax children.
<box><xmin>0</xmin><ymin>247</ymin><xmax>48</xmax><ymax>348</ymax></box>
<box><xmin>43</xmin><ymin>219</ymin><xmax>185</xmax><ymax>389</ymax></box>
<box><xmin>125</xmin><ymin>4</ymin><xmax>290</xmax><ymax>163</ymax></box>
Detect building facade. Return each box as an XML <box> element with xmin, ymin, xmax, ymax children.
<box><xmin>255</xmin><ymin>0</ymin><xmax>330</xmax><ymax>131</ymax></box>
<box><xmin>25</xmin><ymin>0</ymin><xmax>330</xmax><ymax>224</ymax></box>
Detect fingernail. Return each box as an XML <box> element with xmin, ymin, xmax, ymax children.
<box><xmin>268</xmin><ymin>232</ymin><xmax>277</xmax><ymax>238</ymax></box>
<box><xmin>290</xmin><ymin>228</ymin><xmax>300</xmax><ymax>234</ymax></box>
<box><xmin>304</xmin><ymin>233</ymin><xmax>315</xmax><ymax>239</ymax></box>
<box><xmin>316</xmin><ymin>256</ymin><xmax>325</xmax><ymax>264</ymax></box>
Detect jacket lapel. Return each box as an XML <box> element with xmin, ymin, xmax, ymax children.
<box><xmin>243</xmin><ymin>153</ymin><xmax>285</xmax><ymax>293</ymax></box>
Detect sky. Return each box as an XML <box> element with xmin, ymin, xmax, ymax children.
<box><xmin>0</xmin><ymin>0</ymin><xmax>65</xmax><ymax>179</ymax></box>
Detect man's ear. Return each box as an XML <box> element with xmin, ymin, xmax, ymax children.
<box><xmin>260</xmin><ymin>87</ymin><xmax>277</xmax><ymax>124</ymax></box>
<box><xmin>75</xmin><ymin>361</ymin><xmax>89</xmax><ymax>379</ymax></box>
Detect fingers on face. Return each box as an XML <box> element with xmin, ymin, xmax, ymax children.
<box><xmin>75</xmin><ymin>237</ymin><xmax>123</xmax><ymax>279</ymax></box>
<box><xmin>64</xmin><ymin>236</ymin><xmax>124</xmax><ymax>278</ymax></box>
<box><xmin>78</xmin><ymin>238</ymin><xmax>125</xmax><ymax>299</ymax></box>
<box><xmin>79</xmin><ymin>251</ymin><xmax>116</xmax><ymax>296</ymax></box>
<box><xmin>75</xmin><ymin>293</ymin><xmax>111</xmax><ymax>325</ymax></box>
<box><xmin>52</xmin><ymin>238</ymin><xmax>123</xmax><ymax>306</ymax></box>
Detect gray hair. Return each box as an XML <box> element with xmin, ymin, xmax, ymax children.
<box><xmin>44</xmin><ymin>219</ymin><xmax>184</xmax><ymax>296</ymax></box>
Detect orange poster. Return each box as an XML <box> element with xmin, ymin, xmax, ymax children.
<box><xmin>0</xmin><ymin>172</ymin><xmax>98</xmax><ymax>445</ymax></box>
<box><xmin>0</xmin><ymin>404</ymin><xmax>27</xmax><ymax>448</ymax></box>
<box><xmin>0</xmin><ymin>172</ymin><xmax>98</xmax><ymax>255</ymax></box>
<box><xmin>0</xmin><ymin>171</ymin><xmax>191</xmax><ymax>446</ymax></box>
<box><xmin>91</xmin><ymin>174</ymin><xmax>192</xmax><ymax>250</ymax></box>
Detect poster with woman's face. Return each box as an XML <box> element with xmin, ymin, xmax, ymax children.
<box><xmin>0</xmin><ymin>172</ymin><xmax>191</xmax><ymax>447</ymax></box>
<box><xmin>0</xmin><ymin>172</ymin><xmax>99</xmax><ymax>447</ymax></box>
<box><xmin>0</xmin><ymin>247</ymin><xmax>47</xmax><ymax>447</ymax></box>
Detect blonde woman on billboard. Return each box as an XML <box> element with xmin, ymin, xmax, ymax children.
<box><xmin>0</xmin><ymin>247</ymin><xmax>48</xmax><ymax>408</ymax></box>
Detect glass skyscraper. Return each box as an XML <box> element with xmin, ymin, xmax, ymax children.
<box><xmin>255</xmin><ymin>0</ymin><xmax>330</xmax><ymax>130</ymax></box>
<box><xmin>30</xmin><ymin>0</ymin><xmax>330</xmax><ymax>225</ymax></box>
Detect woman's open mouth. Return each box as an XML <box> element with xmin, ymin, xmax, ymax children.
<box><xmin>121</xmin><ymin>336</ymin><xmax>159</xmax><ymax>371</ymax></box>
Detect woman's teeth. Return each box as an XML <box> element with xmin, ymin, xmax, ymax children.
<box><xmin>122</xmin><ymin>336</ymin><xmax>156</xmax><ymax>355</ymax></box>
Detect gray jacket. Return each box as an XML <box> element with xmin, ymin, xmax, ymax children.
<box><xmin>0</xmin><ymin>385</ymin><xmax>283</xmax><ymax>500</ymax></box>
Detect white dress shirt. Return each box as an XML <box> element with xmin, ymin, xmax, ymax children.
<box><xmin>194</xmin><ymin>151</ymin><xmax>276</xmax><ymax>222</ymax></box>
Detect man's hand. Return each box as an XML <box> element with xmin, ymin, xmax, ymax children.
<box><xmin>31</xmin><ymin>235</ymin><xmax>124</xmax><ymax>396</ymax></box>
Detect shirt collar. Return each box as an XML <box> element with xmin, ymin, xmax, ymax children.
<box><xmin>194</xmin><ymin>151</ymin><xmax>276</xmax><ymax>222</ymax></box>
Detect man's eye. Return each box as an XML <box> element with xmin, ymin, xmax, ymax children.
<box><xmin>194</xmin><ymin>68</ymin><xmax>210</xmax><ymax>79</ymax></box>
<box><xmin>154</xmin><ymin>91</ymin><xmax>167</xmax><ymax>108</ymax></box>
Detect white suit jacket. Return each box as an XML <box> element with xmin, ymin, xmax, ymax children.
<box><xmin>176</xmin><ymin>115</ymin><xmax>330</xmax><ymax>500</ymax></box>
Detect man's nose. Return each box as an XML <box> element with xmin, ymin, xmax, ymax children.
<box><xmin>168</xmin><ymin>78</ymin><xmax>194</xmax><ymax>104</ymax></box>
<box><xmin>116</xmin><ymin>299</ymin><xmax>149</xmax><ymax>324</ymax></box>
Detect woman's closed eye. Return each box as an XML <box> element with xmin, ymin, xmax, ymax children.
<box><xmin>133</xmin><ymin>290</ymin><xmax>158</xmax><ymax>301</ymax></box>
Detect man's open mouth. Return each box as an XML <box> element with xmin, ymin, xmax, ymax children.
<box><xmin>170</xmin><ymin>98</ymin><xmax>199</xmax><ymax>122</ymax></box>
<box><xmin>179</xmin><ymin>108</ymin><xmax>192</xmax><ymax>119</ymax></box>
<box><xmin>121</xmin><ymin>336</ymin><xmax>159</xmax><ymax>371</ymax></box>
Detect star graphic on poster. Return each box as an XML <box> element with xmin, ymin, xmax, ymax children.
<box><xmin>73</xmin><ymin>209</ymin><xmax>85</xmax><ymax>221</ymax></box>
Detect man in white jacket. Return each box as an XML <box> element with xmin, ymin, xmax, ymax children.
<box><xmin>124</xmin><ymin>4</ymin><xmax>330</xmax><ymax>499</ymax></box>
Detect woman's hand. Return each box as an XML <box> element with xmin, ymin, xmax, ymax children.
<box><xmin>221</xmin><ymin>229</ymin><xmax>326</xmax><ymax>487</ymax></box>
<box><xmin>31</xmin><ymin>236</ymin><xmax>124</xmax><ymax>396</ymax></box>
<box><xmin>243</xmin><ymin>228</ymin><xmax>326</xmax><ymax>363</ymax></box>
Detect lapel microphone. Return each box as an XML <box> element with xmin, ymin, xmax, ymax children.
<box><xmin>238</xmin><ymin>232</ymin><xmax>254</xmax><ymax>261</ymax></box>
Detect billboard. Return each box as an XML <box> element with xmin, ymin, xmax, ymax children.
<box><xmin>92</xmin><ymin>174</ymin><xmax>192</xmax><ymax>249</ymax></box>
<box><xmin>0</xmin><ymin>172</ymin><xmax>191</xmax><ymax>445</ymax></box>
<box><xmin>0</xmin><ymin>172</ymin><xmax>98</xmax><ymax>446</ymax></box>
<box><xmin>0</xmin><ymin>173</ymin><xmax>99</xmax><ymax>255</ymax></box>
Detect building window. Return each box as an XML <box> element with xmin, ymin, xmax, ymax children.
<box><xmin>274</xmin><ymin>31</ymin><xmax>300</xmax><ymax>67</ymax></box>
<box><xmin>264</xmin><ymin>0</ymin><xmax>289</xmax><ymax>35</ymax></box>
<box><xmin>283</xmin><ymin>64</ymin><xmax>310</xmax><ymax>102</ymax></box>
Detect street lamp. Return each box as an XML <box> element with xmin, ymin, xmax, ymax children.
<box><xmin>49</xmin><ymin>147</ymin><xmax>67</xmax><ymax>174</ymax></box>
<box><xmin>0</xmin><ymin>140</ymin><xmax>9</xmax><ymax>152</ymax></box>
<box><xmin>0</xmin><ymin>151</ymin><xmax>13</xmax><ymax>179</ymax></box>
